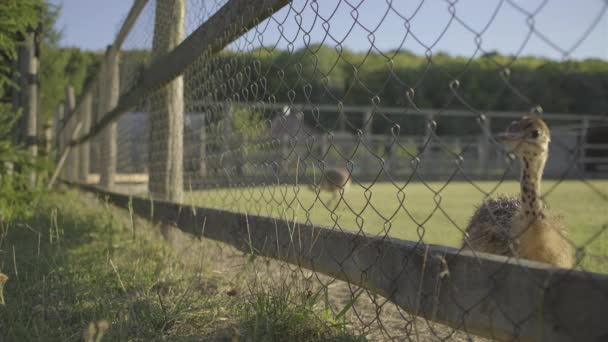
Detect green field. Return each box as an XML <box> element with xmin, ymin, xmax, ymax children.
<box><xmin>186</xmin><ymin>180</ymin><xmax>608</xmax><ymax>273</ymax></box>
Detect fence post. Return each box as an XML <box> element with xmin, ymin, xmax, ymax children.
<box><xmin>362</xmin><ymin>110</ymin><xmax>372</xmax><ymax>175</ymax></box>
<box><xmin>92</xmin><ymin>76</ymin><xmax>103</xmax><ymax>180</ymax></box>
<box><xmin>78</xmin><ymin>92</ymin><xmax>93</xmax><ymax>183</ymax></box>
<box><xmin>60</xmin><ymin>118</ymin><xmax>66</xmax><ymax>179</ymax></box>
<box><xmin>54</xmin><ymin>103</ymin><xmax>64</xmax><ymax>162</ymax></box>
<box><xmin>64</xmin><ymin>86</ymin><xmax>76</xmax><ymax>181</ymax></box>
<box><xmin>477</xmin><ymin>116</ymin><xmax>491</xmax><ymax>178</ymax></box>
<box><xmin>580</xmin><ymin>115</ymin><xmax>590</xmax><ymax>172</ymax></box>
<box><xmin>42</xmin><ymin>119</ymin><xmax>52</xmax><ymax>157</ymax></box>
<box><xmin>319</xmin><ymin>132</ymin><xmax>329</xmax><ymax>161</ymax></box>
<box><xmin>148</xmin><ymin>0</ymin><xmax>185</xmax><ymax>202</ymax></box>
<box><xmin>15</xmin><ymin>29</ymin><xmax>40</xmax><ymax>187</ymax></box>
<box><xmin>384</xmin><ymin>134</ymin><xmax>393</xmax><ymax>172</ymax></box>
<box><xmin>39</xmin><ymin>118</ymin><xmax>52</xmax><ymax>181</ymax></box>
<box><xmin>99</xmin><ymin>47</ymin><xmax>119</xmax><ymax>190</ymax></box>
<box><xmin>423</xmin><ymin>112</ymin><xmax>435</xmax><ymax>176</ymax></box>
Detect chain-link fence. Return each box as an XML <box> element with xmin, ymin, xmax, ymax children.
<box><xmin>55</xmin><ymin>0</ymin><xmax>608</xmax><ymax>340</ymax></box>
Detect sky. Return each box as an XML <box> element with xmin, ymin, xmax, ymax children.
<box><xmin>48</xmin><ymin>0</ymin><xmax>608</xmax><ymax>61</ymax></box>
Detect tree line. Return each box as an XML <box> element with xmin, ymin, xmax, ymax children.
<box><xmin>6</xmin><ymin>18</ymin><xmax>607</xmax><ymax>135</ymax></box>
<box><xmin>190</xmin><ymin>44</ymin><xmax>608</xmax><ymax>134</ymax></box>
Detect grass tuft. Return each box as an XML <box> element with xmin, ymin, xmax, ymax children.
<box><xmin>236</xmin><ymin>285</ymin><xmax>365</xmax><ymax>342</ymax></box>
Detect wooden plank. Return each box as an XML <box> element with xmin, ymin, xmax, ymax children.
<box><xmin>78</xmin><ymin>92</ymin><xmax>93</xmax><ymax>182</ymax></box>
<box><xmin>48</xmin><ymin>122</ymin><xmax>82</xmax><ymax>189</ymax></box>
<box><xmin>72</xmin><ymin>0</ymin><xmax>290</xmax><ymax>146</ymax></box>
<box><xmin>64</xmin><ymin>86</ymin><xmax>77</xmax><ymax>181</ymax></box>
<box><xmin>54</xmin><ymin>103</ymin><xmax>64</xmax><ymax>161</ymax></box>
<box><xmin>69</xmin><ymin>182</ymin><xmax>608</xmax><ymax>342</ymax></box>
<box><xmin>113</xmin><ymin>0</ymin><xmax>150</xmax><ymax>51</ymax></box>
<box><xmin>86</xmin><ymin>173</ymin><xmax>148</xmax><ymax>184</ymax></box>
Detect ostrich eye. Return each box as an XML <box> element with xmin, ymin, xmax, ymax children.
<box><xmin>530</xmin><ymin>130</ymin><xmax>541</xmax><ymax>139</ymax></box>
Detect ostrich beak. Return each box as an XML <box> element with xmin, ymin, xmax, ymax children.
<box><xmin>494</xmin><ymin>132</ymin><xmax>527</xmax><ymax>153</ymax></box>
<box><xmin>495</xmin><ymin>132</ymin><xmax>524</xmax><ymax>144</ymax></box>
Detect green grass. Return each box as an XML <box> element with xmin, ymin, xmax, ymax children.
<box><xmin>186</xmin><ymin>180</ymin><xmax>608</xmax><ymax>273</ymax></box>
<box><xmin>0</xmin><ymin>190</ymin><xmax>365</xmax><ymax>341</ymax></box>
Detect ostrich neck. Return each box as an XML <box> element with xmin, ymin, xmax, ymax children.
<box><xmin>519</xmin><ymin>153</ymin><xmax>547</xmax><ymax>218</ymax></box>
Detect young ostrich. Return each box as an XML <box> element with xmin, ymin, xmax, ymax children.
<box><xmin>310</xmin><ymin>167</ymin><xmax>352</xmax><ymax>201</ymax></box>
<box><xmin>463</xmin><ymin>116</ymin><xmax>573</xmax><ymax>268</ymax></box>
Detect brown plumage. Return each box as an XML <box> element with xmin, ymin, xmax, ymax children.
<box><xmin>463</xmin><ymin>116</ymin><xmax>573</xmax><ymax>268</ymax></box>
<box><xmin>310</xmin><ymin>167</ymin><xmax>351</xmax><ymax>200</ymax></box>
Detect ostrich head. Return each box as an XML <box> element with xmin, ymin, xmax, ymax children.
<box><xmin>496</xmin><ymin>116</ymin><xmax>551</xmax><ymax>158</ymax></box>
<box><xmin>496</xmin><ymin>116</ymin><xmax>552</xmax><ymax>216</ymax></box>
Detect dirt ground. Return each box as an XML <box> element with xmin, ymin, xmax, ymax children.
<box><xmin>152</xmin><ymin>217</ymin><xmax>492</xmax><ymax>341</ymax></box>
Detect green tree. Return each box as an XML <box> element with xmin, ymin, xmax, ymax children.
<box><xmin>0</xmin><ymin>0</ymin><xmax>48</xmax><ymax>225</ymax></box>
<box><xmin>0</xmin><ymin>0</ymin><xmax>45</xmax><ymax>92</ymax></box>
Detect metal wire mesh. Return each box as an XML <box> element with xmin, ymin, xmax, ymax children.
<box><xmin>62</xmin><ymin>0</ymin><xmax>608</xmax><ymax>340</ymax></box>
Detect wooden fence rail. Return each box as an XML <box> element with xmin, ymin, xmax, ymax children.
<box><xmin>68</xmin><ymin>181</ymin><xmax>608</xmax><ymax>342</ymax></box>
<box><xmin>57</xmin><ymin>0</ymin><xmax>151</xmax><ymax>134</ymax></box>
<box><xmin>70</xmin><ymin>0</ymin><xmax>289</xmax><ymax>147</ymax></box>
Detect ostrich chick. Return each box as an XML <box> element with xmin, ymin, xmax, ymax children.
<box><xmin>310</xmin><ymin>167</ymin><xmax>351</xmax><ymax>201</ymax></box>
<box><xmin>463</xmin><ymin>116</ymin><xmax>573</xmax><ymax>268</ymax></box>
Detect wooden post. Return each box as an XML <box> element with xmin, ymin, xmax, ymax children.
<box><xmin>362</xmin><ymin>110</ymin><xmax>372</xmax><ymax>175</ymax></box>
<box><xmin>25</xmin><ymin>31</ymin><xmax>38</xmax><ymax>186</ymax></box>
<box><xmin>91</xmin><ymin>79</ymin><xmax>103</xmax><ymax>177</ymax></box>
<box><xmin>64</xmin><ymin>86</ymin><xmax>76</xmax><ymax>181</ymax></box>
<box><xmin>362</xmin><ymin>110</ymin><xmax>372</xmax><ymax>137</ymax></box>
<box><xmin>60</xmin><ymin>109</ymin><xmax>69</xmax><ymax>180</ymax></box>
<box><xmin>99</xmin><ymin>47</ymin><xmax>119</xmax><ymax>190</ymax></box>
<box><xmin>79</xmin><ymin>92</ymin><xmax>93</xmax><ymax>183</ymax></box>
<box><xmin>580</xmin><ymin>116</ymin><xmax>590</xmax><ymax>172</ymax></box>
<box><xmin>319</xmin><ymin>133</ymin><xmax>328</xmax><ymax>161</ymax></box>
<box><xmin>48</xmin><ymin>122</ymin><xmax>83</xmax><ymax>189</ymax></box>
<box><xmin>37</xmin><ymin>118</ymin><xmax>52</xmax><ymax>180</ymax></box>
<box><xmin>477</xmin><ymin>116</ymin><xmax>491</xmax><ymax>178</ymax></box>
<box><xmin>54</xmin><ymin>103</ymin><xmax>64</xmax><ymax>162</ymax></box>
<box><xmin>148</xmin><ymin>0</ymin><xmax>185</xmax><ymax>202</ymax></box>
<box><xmin>384</xmin><ymin>134</ymin><xmax>393</xmax><ymax>172</ymax></box>
<box><xmin>15</xmin><ymin>30</ymin><xmax>39</xmax><ymax>186</ymax></box>
<box><xmin>42</xmin><ymin>119</ymin><xmax>52</xmax><ymax>156</ymax></box>
<box><xmin>423</xmin><ymin>112</ymin><xmax>435</xmax><ymax>176</ymax></box>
